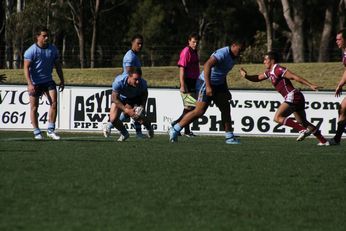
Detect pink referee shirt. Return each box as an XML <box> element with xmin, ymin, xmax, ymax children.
<box><xmin>177</xmin><ymin>46</ymin><xmax>200</xmax><ymax>79</ymax></box>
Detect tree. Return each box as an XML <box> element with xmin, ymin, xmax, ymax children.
<box><xmin>67</xmin><ymin>0</ymin><xmax>86</xmax><ymax>68</ymax></box>
<box><xmin>318</xmin><ymin>1</ymin><xmax>336</xmax><ymax>62</ymax></box>
<box><xmin>281</xmin><ymin>0</ymin><xmax>305</xmax><ymax>62</ymax></box>
<box><xmin>89</xmin><ymin>0</ymin><xmax>127</xmax><ymax>68</ymax></box>
<box><xmin>256</xmin><ymin>0</ymin><xmax>274</xmax><ymax>52</ymax></box>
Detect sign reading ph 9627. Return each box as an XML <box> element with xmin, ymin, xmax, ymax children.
<box><xmin>0</xmin><ymin>86</ymin><xmax>52</xmax><ymax>129</ymax></box>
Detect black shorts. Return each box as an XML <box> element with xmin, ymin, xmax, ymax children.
<box><xmin>30</xmin><ymin>81</ymin><xmax>57</xmax><ymax>97</ymax></box>
<box><xmin>184</xmin><ymin>78</ymin><xmax>197</xmax><ymax>93</ymax></box>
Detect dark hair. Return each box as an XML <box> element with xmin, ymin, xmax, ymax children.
<box><xmin>131</xmin><ymin>34</ymin><xmax>143</xmax><ymax>42</ymax></box>
<box><xmin>229</xmin><ymin>36</ymin><xmax>245</xmax><ymax>46</ymax></box>
<box><xmin>128</xmin><ymin>67</ymin><xmax>142</xmax><ymax>76</ymax></box>
<box><xmin>337</xmin><ymin>28</ymin><xmax>346</xmax><ymax>39</ymax></box>
<box><xmin>266</xmin><ymin>51</ymin><xmax>280</xmax><ymax>63</ymax></box>
<box><xmin>36</xmin><ymin>26</ymin><xmax>49</xmax><ymax>36</ymax></box>
<box><xmin>188</xmin><ymin>32</ymin><xmax>199</xmax><ymax>41</ymax></box>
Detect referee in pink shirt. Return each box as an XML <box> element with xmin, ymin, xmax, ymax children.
<box><xmin>171</xmin><ymin>33</ymin><xmax>200</xmax><ymax>137</ymax></box>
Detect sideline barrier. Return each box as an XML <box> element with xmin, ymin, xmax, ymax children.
<box><xmin>0</xmin><ymin>85</ymin><xmax>341</xmax><ymax>137</ymax></box>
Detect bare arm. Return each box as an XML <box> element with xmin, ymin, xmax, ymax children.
<box><xmin>283</xmin><ymin>70</ymin><xmax>321</xmax><ymax>91</ymax></box>
<box><xmin>335</xmin><ymin>67</ymin><xmax>346</xmax><ymax>97</ymax></box>
<box><xmin>239</xmin><ymin>67</ymin><xmax>267</xmax><ymax>82</ymax></box>
<box><xmin>140</xmin><ymin>89</ymin><xmax>148</xmax><ymax>108</ymax></box>
<box><xmin>55</xmin><ymin>59</ymin><xmax>65</xmax><ymax>91</ymax></box>
<box><xmin>204</xmin><ymin>56</ymin><xmax>217</xmax><ymax>96</ymax></box>
<box><xmin>111</xmin><ymin>91</ymin><xmax>136</xmax><ymax>117</ymax></box>
<box><xmin>24</xmin><ymin>60</ymin><xmax>35</xmax><ymax>95</ymax></box>
<box><xmin>179</xmin><ymin>66</ymin><xmax>186</xmax><ymax>93</ymax></box>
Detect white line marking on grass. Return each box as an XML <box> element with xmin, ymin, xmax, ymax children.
<box><xmin>0</xmin><ymin>136</ymin><xmax>114</xmax><ymax>142</ymax></box>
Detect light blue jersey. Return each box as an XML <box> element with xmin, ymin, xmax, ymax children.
<box><xmin>199</xmin><ymin>46</ymin><xmax>236</xmax><ymax>85</ymax></box>
<box><xmin>112</xmin><ymin>74</ymin><xmax>147</xmax><ymax>101</ymax></box>
<box><xmin>122</xmin><ymin>49</ymin><xmax>141</xmax><ymax>75</ymax></box>
<box><xmin>24</xmin><ymin>44</ymin><xmax>59</xmax><ymax>85</ymax></box>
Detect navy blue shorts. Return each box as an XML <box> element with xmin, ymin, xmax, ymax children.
<box><xmin>30</xmin><ymin>81</ymin><xmax>57</xmax><ymax>97</ymax></box>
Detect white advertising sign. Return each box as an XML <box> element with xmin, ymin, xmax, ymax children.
<box><xmin>0</xmin><ymin>85</ymin><xmax>342</xmax><ymax>137</ymax></box>
<box><xmin>0</xmin><ymin>86</ymin><xmax>55</xmax><ymax>129</ymax></box>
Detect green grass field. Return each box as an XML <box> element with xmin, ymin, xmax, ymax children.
<box><xmin>1</xmin><ymin>131</ymin><xmax>345</xmax><ymax>230</ymax></box>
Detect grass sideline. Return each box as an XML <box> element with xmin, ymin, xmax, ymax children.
<box><xmin>1</xmin><ymin>62</ymin><xmax>344</xmax><ymax>90</ymax></box>
<box><xmin>1</xmin><ymin>131</ymin><xmax>345</xmax><ymax>230</ymax></box>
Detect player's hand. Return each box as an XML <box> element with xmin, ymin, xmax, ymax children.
<box><xmin>27</xmin><ymin>83</ymin><xmax>35</xmax><ymax>95</ymax></box>
<box><xmin>239</xmin><ymin>68</ymin><xmax>247</xmax><ymax>78</ymax></box>
<box><xmin>124</xmin><ymin>107</ymin><xmax>136</xmax><ymax>118</ymax></box>
<box><xmin>180</xmin><ymin>86</ymin><xmax>186</xmax><ymax>93</ymax></box>
<box><xmin>310</xmin><ymin>84</ymin><xmax>322</xmax><ymax>91</ymax></box>
<box><xmin>206</xmin><ymin>86</ymin><xmax>213</xmax><ymax>97</ymax></box>
<box><xmin>335</xmin><ymin>85</ymin><xmax>342</xmax><ymax>97</ymax></box>
<box><xmin>58</xmin><ymin>81</ymin><xmax>65</xmax><ymax>92</ymax></box>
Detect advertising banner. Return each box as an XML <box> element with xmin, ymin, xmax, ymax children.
<box><xmin>0</xmin><ymin>85</ymin><xmax>341</xmax><ymax>137</ymax></box>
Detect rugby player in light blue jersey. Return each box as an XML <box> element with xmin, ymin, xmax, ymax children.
<box><xmin>170</xmin><ymin>39</ymin><xmax>243</xmax><ymax>144</ymax></box>
<box><xmin>23</xmin><ymin>26</ymin><xmax>65</xmax><ymax>140</ymax></box>
<box><xmin>104</xmin><ymin>34</ymin><xmax>145</xmax><ymax>138</ymax></box>
<box><xmin>104</xmin><ymin>67</ymin><xmax>153</xmax><ymax>141</ymax></box>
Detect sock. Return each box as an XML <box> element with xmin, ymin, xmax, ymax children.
<box><xmin>283</xmin><ymin>118</ymin><xmax>305</xmax><ymax>131</ymax></box>
<box><xmin>184</xmin><ymin>125</ymin><xmax>191</xmax><ymax>134</ymax></box>
<box><xmin>107</xmin><ymin>122</ymin><xmax>114</xmax><ymax>129</ymax></box>
<box><xmin>173</xmin><ymin>123</ymin><xmax>182</xmax><ymax>132</ymax></box>
<box><xmin>334</xmin><ymin>121</ymin><xmax>346</xmax><ymax>143</ymax></box>
<box><xmin>120</xmin><ymin>127</ymin><xmax>129</xmax><ymax>136</ymax></box>
<box><xmin>119</xmin><ymin>112</ymin><xmax>128</xmax><ymax>121</ymax></box>
<box><xmin>47</xmin><ymin>122</ymin><xmax>55</xmax><ymax>133</ymax></box>
<box><xmin>33</xmin><ymin>128</ymin><xmax>41</xmax><ymax>135</ymax></box>
<box><xmin>134</xmin><ymin>121</ymin><xmax>142</xmax><ymax>134</ymax></box>
<box><xmin>313</xmin><ymin>130</ymin><xmax>327</xmax><ymax>143</ymax></box>
<box><xmin>225</xmin><ymin>131</ymin><xmax>234</xmax><ymax>139</ymax></box>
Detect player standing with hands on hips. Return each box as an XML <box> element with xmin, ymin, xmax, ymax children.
<box><xmin>239</xmin><ymin>51</ymin><xmax>329</xmax><ymax>146</ymax></box>
<box><xmin>24</xmin><ymin>27</ymin><xmax>64</xmax><ymax>140</ymax></box>
<box><xmin>329</xmin><ymin>29</ymin><xmax>346</xmax><ymax>145</ymax></box>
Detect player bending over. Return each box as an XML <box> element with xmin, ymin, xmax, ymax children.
<box><xmin>103</xmin><ymin>67</ymin><xmax>153</xmax><ymax>141</ymax></box>
<box><xmin>239</xmin><ymin>51</ymin><xmax>329</xmax><ymax>146</ymax></box>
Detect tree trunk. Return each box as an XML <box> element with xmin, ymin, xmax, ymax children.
<box><xmin>256</xmin><ymin>0</ymin><xmax>273</xmax><ymax>52</ymax></box>
<box><xmin>68</xmin><ymin>0</ymin><xmax>85</xmax><ymax>68</ymax></box>
<box><xmin>318</xmin><ymin>3</ymin><xmax>334</xmax><ymax>62</ymax></box>
<box><xmin>12</xmin><ymin>0</ymin><xmax>24</xmax><ymax>69</ymax></box>
<box><xmin>281</xmin><ymin>0</ymin><xmax>305</xmax><ymax>62</ymax></box>
<box><xmin>90</xmin><ymin>0</ymin><xmax>100</xmax><ymax>68</ymax></box>
<box><xmin>338</xmin><ymin>0</ymin><xmax>346</xmax><ymax>29</ymax></box>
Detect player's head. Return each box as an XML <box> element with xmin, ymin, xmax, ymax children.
<box><xmin>131</xmin><ymin>34</ymin><xmax>143</xmax><ymax>53</ymax></box>
<box><xmin>188</xmin><ymin>32</ymin><xmax>199</xmax><ymax>50</ymax></box>
<box><xmin>229</xmin><ymin>37</ymin><xmax>244</xmax><ymax>57</ymax></box>
<box><xmin>264</xmin><ymin>51</ymin><xmax>280</xmax><ymax>68</ymax></box>
<box><xmin>127</xmin><ymin>67</ymin><xmax>142</xmax><ymax>87</ymax></box>
<box><xmin>336</xmin><ymin>28</ymin><xmax>346</xmax><ymax>49</ymax></box>
<box><xmin>35</xmin><ymin>26</ymin><xmax>50</xmax><ymax>46</ymax></box>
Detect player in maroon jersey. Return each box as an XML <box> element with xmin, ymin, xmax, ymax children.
<box><xmin>239</xmin><ymin>51</ymin><xmax>329</xmax><ymax>145</ymax></box>
<box><xmin>329</xmin><ymin>29</ymin><xmax>346</xmax><ymax>145</ymax></box>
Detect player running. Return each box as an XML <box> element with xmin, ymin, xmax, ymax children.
<box><xmin>169</xmin><ymin>39</ymin><xmax>243</xmax><ymax>144</ymax></box>
<box><xmin>239</xmin><ymin>51</ymin><xmax>329</xmax><ymax>146</ymax></box>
